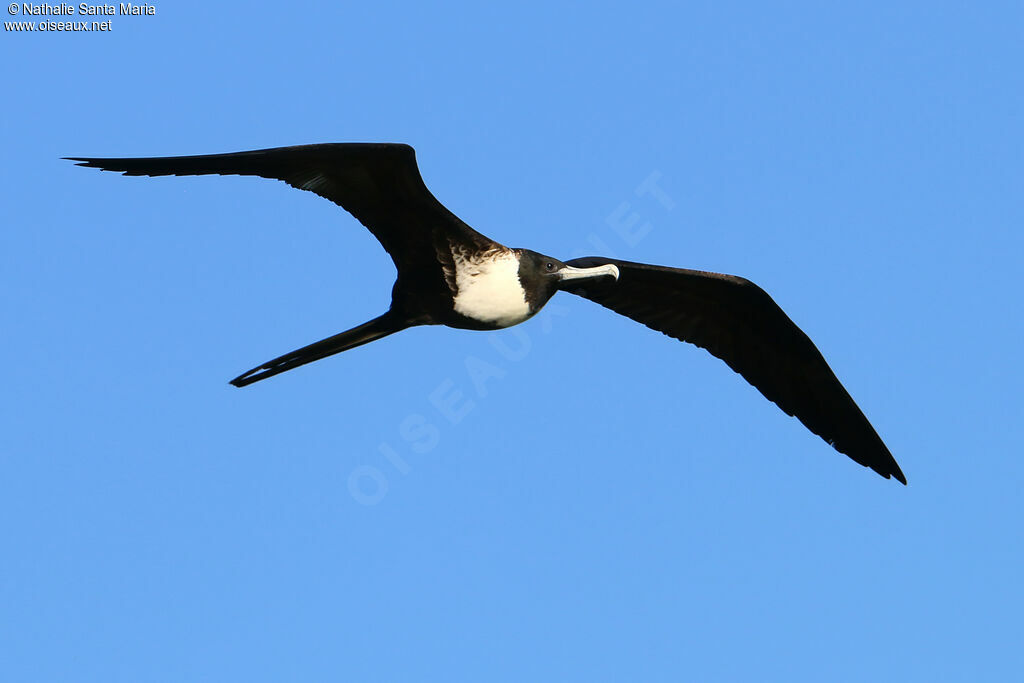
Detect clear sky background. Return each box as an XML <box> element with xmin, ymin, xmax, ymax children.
<box><xmin>2</xmin><ymin>2</ymin><xmax>1022</xmax><ymax>681</ymax></box>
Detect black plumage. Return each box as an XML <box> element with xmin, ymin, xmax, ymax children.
<box><xmin>68</xmin><ymin>143</ymin><xmax>905</xmax><ymax>484</ymax></box>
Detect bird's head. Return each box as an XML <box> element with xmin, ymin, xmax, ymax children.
<box><xmin>516</xmin><ymin>250</ymin><xmax>620</xmax><ymax>307</ymax></box>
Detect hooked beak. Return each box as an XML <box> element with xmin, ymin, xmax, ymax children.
<box><xmin>557</xmin><ymin>263</ymin><xmax>620</xmax><ymax>283</ymax></box>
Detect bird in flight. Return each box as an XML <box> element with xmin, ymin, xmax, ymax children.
<box><xmin>67</xmin><ymin>143</ymin><xmax>905</xmax><ymax>484</ymax></box>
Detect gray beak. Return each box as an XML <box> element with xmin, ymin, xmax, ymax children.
<box><xmin>557</xmin><ymin>263</ymin><xmax>620</xmax><ymax>283</ymax></box>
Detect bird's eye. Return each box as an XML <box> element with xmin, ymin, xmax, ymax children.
<box><xmin>545</xmin><ymin>262</ymin><xmax>555</xmax><ymax>271</ymax></box>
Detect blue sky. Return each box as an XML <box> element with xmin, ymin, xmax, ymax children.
<box><xmin>2</xmin><ymin>1</ymin><xmax>1022</xmax><ymax>680</ymax></box>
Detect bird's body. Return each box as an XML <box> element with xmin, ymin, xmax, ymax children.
<box><xmin>450</xmin><ymin>247</ymin><xmax>532</xmax><ymax>328</ymax></box>
<box><xmin>68</xmin><ymin>143</ymin><xmax>906</xmax><ymax>484</ymax></box>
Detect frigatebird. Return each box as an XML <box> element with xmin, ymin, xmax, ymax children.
<box><xmin>67</xmin><ymin>143</ymin><xmax>905</xmax><ymax>484</ymax></box>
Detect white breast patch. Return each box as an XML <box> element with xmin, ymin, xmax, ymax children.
<box><xmin>451</xmin><ymin>249</ymin><xmax>531</xmax><ymax>327</ymax></box>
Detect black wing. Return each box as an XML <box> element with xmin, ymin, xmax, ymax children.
<box><xmin>564</xmin><ymin>257</ymin><xmax>905</xmax><ymax>484</ymax></box>
<box><xmin>66</xmin><ymin>143</ymin><xmax>497</xmax><ymax>269</ymax></box>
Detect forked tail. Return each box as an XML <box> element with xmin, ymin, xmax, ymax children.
<box><xmin>230</xmin><ymin>312</ymin><xmax>409</xmax><ymax>387</ymax></box>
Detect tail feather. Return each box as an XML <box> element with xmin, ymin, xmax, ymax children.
<box><xmin>230</xmin><ymin>312</ymin><xmax>408</xmax><ymax>387</ymax></box>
